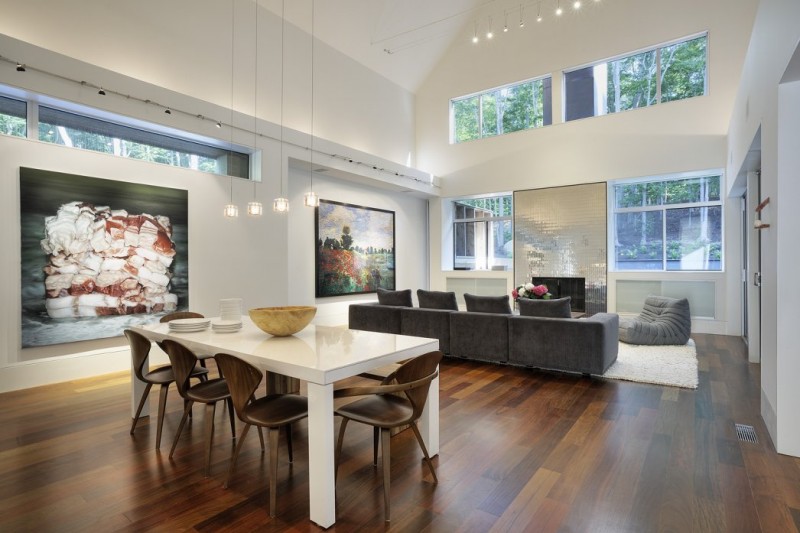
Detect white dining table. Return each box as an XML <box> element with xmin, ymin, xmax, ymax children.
<box><xmin>130</xmin><ymin>316</ymin><xmax>439</xmax><ymax>528</ymax></box>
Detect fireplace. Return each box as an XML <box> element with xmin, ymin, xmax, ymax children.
<box><xmin>531</xmin><ymin>277</ymin><xmax>586</xmax><ymax>313</ymax></box>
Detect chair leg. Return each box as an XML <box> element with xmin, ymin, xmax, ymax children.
<box><xmin>130</xmin><ymin>383</ymin><xmax>153</xmax><ymax>435</ymax></box>
<box><xmin>155</xmin><ymin>383</ymin><xmax>170</xmax><ymax>449</ymax></box>
<box><xmin>268</xmin><ymin>427</ymin><xmax>280</xmax><ymax>517</ymax></box>
<box><xmin>226</xmin><ymin>397</ymin><xmax>236</xmax><ymax>439</ymax></box>
<box><xmin>410</xmin><ymin>422</ymin><xmax>438</xmax><ymax>483</ymax></box>
<box><xmin>170</xmin><ymin>400</ymin><xmax>194</xmax><ymax>459</ymax></box>
<box><xmin>373</xmin><ymin>426</ymin><xmax>380</xmax><ymax>466</ymax></box>
<box><xmin>381</xmin><ymin>428</ymin><xmax>391</xmax><ymax>522</ymax></box>
<box><xmin>204</xmin><ymin>402</ymin><xmax>217</xmax><ymax>477</ymax></box>
<box><xmin>286</xmin><ymin>424</ymin><xmax>293</xmax><ymax>463</ymax></box>
<box><xmin>335</xmin><ymin>417</ymin><xmax>350</xmax><ymax>483</ymax></box>
<box><xmin>224</xmin><ymin>423</ymin><xmax>251</xmax><ymax>488</ymax></box>
<box><xmin>257</xmin><ymin>426</ymin><xmax>265</xmax><ymax>451</ymax></box>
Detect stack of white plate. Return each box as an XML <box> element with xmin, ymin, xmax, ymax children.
<box><xmin>212</xmin><ymin>319</ymin><xmax>243</xmax><ymax>333</ymax></box>
<box><xmin>168</xmin><ymin>317</ymin><xmax>211</xmax><ymax>332</ymax></box>
<box><xmin>219</xmin><ymin>298</ymin><xmax>243</xmax><ymax>321</ymax></box>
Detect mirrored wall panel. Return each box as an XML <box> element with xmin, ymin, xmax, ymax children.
<box><xmin>514</xmin><ymin>183</ymin><xmax>607</xmax><ymax>315</ymax></box>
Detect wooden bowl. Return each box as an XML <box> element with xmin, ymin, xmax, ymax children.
<box><xmin>248</xmin><ymin>306</ymin><xmax>317</xmax><ymax>336</ymax></box>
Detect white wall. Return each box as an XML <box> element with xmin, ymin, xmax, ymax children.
<box><xmin>416</xmin><ymin>0</ymin><xmax>757</xmax><ymax>335</ymax></box>
<box><xmin>726</xmin><ymin>0</ymin><xmax>800</xmax><ymax>456</ymax></box>
<box><xmin>0</xmin><ymin>3</ymin><xmax>433</xmax><ymax>393</ymax></box>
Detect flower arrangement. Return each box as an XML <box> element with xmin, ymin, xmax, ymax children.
<box><xmin>512</xmin><ymin>283</ymin><xmax>552</xmax><ymax>301</ymax></box>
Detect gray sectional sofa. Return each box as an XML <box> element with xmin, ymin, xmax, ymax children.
<box><xmin>348</xmin><ymin>290</ymin><xmax>619</xmax><ymax>375</ymax></box>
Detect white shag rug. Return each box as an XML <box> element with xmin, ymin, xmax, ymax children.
<box><xmin>601</xmin><ymin>339</ymin><xmax>698</xmax><ymax>389</ymax></box>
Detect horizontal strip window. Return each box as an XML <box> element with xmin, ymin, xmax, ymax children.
<box><xmin>38</xmin><ymin>106</ymin><xmax>250</xmax><ymax>178</ymax></box>
<box><xmin>451</xmin><ymin>76</ymin><xmax>552</xmax><ymax>144</ymax></box>
<box><xmin>565</xmin><ymin>34</ymin><xmax>707</xmax><ymax>122</ymax></box>
<box><xmin>0</xmin><ymin>95</ymin><xmax>26</xmax><ymax>138</ymax></box>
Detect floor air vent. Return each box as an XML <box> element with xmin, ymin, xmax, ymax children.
<box><xmin>735</xmin><ymin>423</ymin><xmax>758</xmax><ymax>444</ymax></box>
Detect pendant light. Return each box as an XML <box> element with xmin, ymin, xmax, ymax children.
<box><xmin>224</xmin><ymin>0</ymin><xmax>239</xmax><ymax>218</ymax></box>
<box><xmin>247</xmin><ymin>0</ymin><xmax>263</xmax><ymax>216</ymax></box>
<box><xmin>273</xmin><ymin>0</ymin><xmax>289</xmax><ymax>213</ymax></box>
<box><xmin>304</xmin><ymin>0</ymin><xmax>319</xmax><ymax>208</ymax></box>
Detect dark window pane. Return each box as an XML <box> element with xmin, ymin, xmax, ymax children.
<box><xmin>565</xmin><ymin>66</ymin><xmax>595</xmax><ymax>121</ymax></box>
<box><xmin>0</xmin><ymin>95</ymin><xmax>26</xmax><ymax>137</ymax></box>
<box><xmin>665</xmin><ymin>206</ymin><xmax>722</xmax><ymax>271</ymax></box>
<box><xmin>615</xmin><ymin>211</ymin><xmax>664</xmax><ymax>270</ymax></box>
<box><xmin>661</xmin><ymin>36</ymin><xmax>707</xmax><ymax>103</ymax></box>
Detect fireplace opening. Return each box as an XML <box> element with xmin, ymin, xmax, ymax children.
<box><xmin>531</xmin><ymin>277</ymin><xmax>586</xmax><ymax>313</ymax></box>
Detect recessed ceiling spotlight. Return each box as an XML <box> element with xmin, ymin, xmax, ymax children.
<box><xmin>574</xmin><ymin>1</ymin><xmax>581</xmax><ymax>9</ymax></box>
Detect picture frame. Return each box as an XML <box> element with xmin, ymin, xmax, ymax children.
<box><xmin>20</xmin><ymin>167</ymin><xmax>189</xmax><ymax>347</ymax></box>
<box><xmin>315</xmin><ymin>199</ymin><xmax>395</xmax><ymax>297</ymax></box>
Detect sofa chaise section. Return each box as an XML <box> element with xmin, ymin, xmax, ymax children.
<box><xmin>508</xmin><ymin>313</ymin><xmax>619</xmax><ymax>375</ymax></box>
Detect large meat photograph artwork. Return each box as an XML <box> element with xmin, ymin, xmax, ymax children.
<box><xmin>315</xmin><ymin>199</ymin><xmax>395</xmax><ymax>297</ymax></box>
<box><xmin>20</xmin><ymin>167</ymin><xmax>189</xmax><ymax>348</ymax></box>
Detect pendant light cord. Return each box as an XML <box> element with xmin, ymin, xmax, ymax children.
<box><xmin>310</xmin><ymin>0</ymin><xmax>314</xmax><ymax>193</ymax></box>
<box><xmin>279</xmin><ymin>0</ymin><xmax>285</xmax><ymax>199</ymax></box>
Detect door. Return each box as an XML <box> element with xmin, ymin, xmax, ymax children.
<box><xmin>745</xmin><ymin>171</ymin><xmax>761</xmax><ymax>363</ymax></box>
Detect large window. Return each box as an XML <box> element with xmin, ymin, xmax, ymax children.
<box><xmin>451</xmin><ymin>76</ymin><xmax>552</xmax><ymax>143</ymax></box>
<box><xmin>565</xmin><ymin>34</ymin><xmax>707</xmax><ymax>121</ymax></box>
<box><xmin>611</xmin><ymin>173</ymin><xmax>722</xmax><ymax>271</ymax></box>
<box><xmin>0</xmin><ymin>95</ymin><xmax>26</xmax><ymax>137</ymax></box>
<box><xmin>453</xmin><ymin>195</ymin><xmax>512</xmax><ymax>270</ymax></box>
<box><xmin>38</xmin><ymin>106</ymin><xmax>249</xmax><ymax>178</ymax></box>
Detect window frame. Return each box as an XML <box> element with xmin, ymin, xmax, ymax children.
<box><xmin>563</xmin><ymin>32</ymin><xmax>708</xmax><ymax>121</ymax></box>
<box><xmin>450</xmin><ymin>74</ymin><xmax>552</xmax><ymax>144</ymax></box>
<box><xmin>452</xmin><ymin>195</ymin><xmax>513</xmax><ymax>270</ymax></box>
<box><xmin>608</xmin><ymin>170</ymin><xmax>724</xmax><ymax>273</ymax></box>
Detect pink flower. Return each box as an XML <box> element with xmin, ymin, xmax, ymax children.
<box><xmin>532</xmin><ymin>284</ymin><xmax>549</xmax><ymax>297</ymax></box>
<box><xmin>511</xmin><ymin>289</ymin><xmax>519</xmax><ymax>299</ymax></box>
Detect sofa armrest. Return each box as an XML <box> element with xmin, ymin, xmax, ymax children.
<box><xmin>348</xmin><ymin>303</ymin><xmax>402</xmax><ymax>334</ymax></box>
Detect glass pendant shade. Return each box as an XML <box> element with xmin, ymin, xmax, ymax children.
<box><xmin>273</xmin><ymin>197</ymin><xmax>290</xmax><ymax>212</ymax></box>
<box><xmin>247</xmin><ymin>201</ymin><xmax>263</xmax><ymax>216</ymax></box>
<box><xmin>223</xmin><ymin>203</ymin><xmax>239</xmax><ymax>217</ymax></box>
<box><xmin>304</xmin><ymin>190</ymin><xmax>319</xmax><ymax>207</ymax></box>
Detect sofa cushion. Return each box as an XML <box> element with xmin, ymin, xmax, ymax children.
<box><xmin>417</xmin><ymin>289</ymin><xmax>459</xmax><ymax>311</ymax></box>
<box><xmin>348</xmin><ymin>303</ymin><xmax>402</xmax><ymax>334</ymax></box>
<box><xmin>400</xmin><ymin>307</ymin><xmax>453</xmax><ymax>354</ymax></box>
<box><xmin>449</xmin><ymin>311</ymin><xmax>509</xmax><ymax>363</ymax></box>
<box><xmin>376</xmin><ymin>288</ymin><xmax>413</xmax><ymax>307</ymax></box>
<box><xmin>518</xmin><ymin>297</ymin><xmax>572</xmax><ymax>318</ymax></box>
<box><xmin>464</xmin><ymin>293</ymin><xmax>512</xmax><ymax>314</ymax></box>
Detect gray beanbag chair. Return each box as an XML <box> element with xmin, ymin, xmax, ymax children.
<box><xmin>619</xmin><ymin>295</ymin><xmax>691</xmax><ymax>345</ymax></box>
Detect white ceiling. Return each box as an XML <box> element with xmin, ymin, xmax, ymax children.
<box><xmin>262</xmin><ymin>0</ymin><xmax>510</xmax><ymax>93</ymax></box>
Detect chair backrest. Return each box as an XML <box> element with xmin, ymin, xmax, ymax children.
<box><xmin>125</xmin><ymin>329</ymin><xmax>153</xmax><ymax>382</ymax></box>
<box><xmin>161</xmin><ymin>339</ymin><xmax>199</xmax><ymax>398</ymax></box>
<box><xmin>390</xmin><ymin>350</ymin><xmax>443</xmax><ymax>421</ymax></box>
<box><xmin>214</xmin><ymin>353</ymin><xmax>263</xmax><ymax>421</ymax></box>
<box><xmin>160</xmin><ymin>311</ymin><xmax>204</xmax><ymax>323</ymax></box>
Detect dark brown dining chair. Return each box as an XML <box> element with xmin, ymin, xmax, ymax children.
<box><xmin>161</xmin><ymin>339</ymin><xmax>236</xmax><ymax>477</ymax></box>
<box><xmin>215</xmin><ymin>353</ymin><xmax>308</xmax><ymax>517</ymax></box>
<box><xmin>159</xmin><ymin>311</ymin><xmax>211</xmax><ymax>369</ymax></box>
<box><xmin>334</xmin><ymin>350</ymin><xmax>443</xmax><ymax>522</ymax></box>
<box><xmin>125</xmin><ymin>329</ymin><xmax>209</xmax><ymax>449</ymax></box>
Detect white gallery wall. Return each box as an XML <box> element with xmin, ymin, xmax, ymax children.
<box><xmin>0</xmin><ymin>1</ymin><xmax>432</xmax><ymax>393</ymax></box>
<box><xmin>415</xmin><ymin>0</ymin><xmax>759</xmax><ymax>336</ymax></box>
<box><xmin>726</xmin><ymin>0</ymin><xmax>800</xmax><ymax>456</ymax></box>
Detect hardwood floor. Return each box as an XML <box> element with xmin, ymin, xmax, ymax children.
<box><xmin>1</xmin><ymin>334</ymin><xmax>799</xmax><ymax>532</ymax></box>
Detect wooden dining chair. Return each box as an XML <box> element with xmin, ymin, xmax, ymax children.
<box><xmin>334</xmin><ymin>350</ymin><xmax>443</xmax><ymax>522</ymax></box>
<box><xmin>214</xmin><ymin>353</ymin><xmax>308</xmax><ymax>517</ymax></box>
<box><xmin>125</xmin><ymin>329</ymin><xmax>209</xmax><ymax>449</ymax></box>
<box><xmin>161</xmin><ymin>339</ymin><xmax>236</xmax><ymax>477</ymax></box>
<box><xmin>159</xmin><ymin>311</ymin><xmax>211</xmax><ymax>369</ymax></box>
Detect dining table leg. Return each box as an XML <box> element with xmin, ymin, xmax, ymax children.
<box><xmin>417</xmin><ymin>370</ymin><xmax>440</xmax><ymax>457</ymax></box>
<box><xmin>306</xmin><ymin>381</ymin><xmax>336</xmax><ymax>528</ymax></box>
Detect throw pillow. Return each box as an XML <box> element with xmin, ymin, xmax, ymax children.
<box><xmin>376</xmin><ymin>288</ymin><xmax>413</xmax><ymax>307</ymax></box>
<box><xmin>464</xmin><ymin>293</ymin><xmax>512</xmax><ymax>314</ymax></box>
<box><xmin>417</xmin><ymin>289</ymin><xmax>458</xmax><ymax>310</ymax></box>
<box><xmin>518</xmin><ymin>297</ymin><xmax>572</xmax><ymax>318</ymax></box>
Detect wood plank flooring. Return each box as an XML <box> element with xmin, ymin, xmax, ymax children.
<box><xmin>1</xmin><ymin>334</ymin><xmax>799</xmax><ymax>532</ymax></box>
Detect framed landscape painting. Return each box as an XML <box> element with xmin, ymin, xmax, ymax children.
<box><xmin>315</xmin><ymin>199</ymin><xmax>395</xmax><ymax>297</ymax></box>
<box><xmin>20</xmin><ymin>167</ymin><xmax>189</xmax><ymax>348</ymax></box>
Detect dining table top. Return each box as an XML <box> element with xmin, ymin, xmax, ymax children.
<box><xmin>131</xmin><ymin>316</ymin><xmax>439</xmax><ymax>385</ymax></box>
